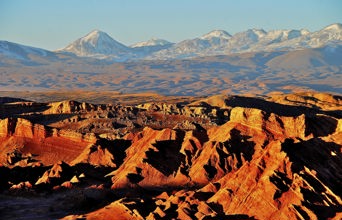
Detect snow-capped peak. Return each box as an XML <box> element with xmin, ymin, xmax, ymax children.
<box><xmin>246</xmin><ymin>29</ymin><xmax>267</xmax><ymax>38</ymax></box>
<box><xmin>264</xmin><ymin>29</ymin><xmax>308</xmax><ymax>41</ymax></box>
<box><xmin>130</xmin><ymin>38</ymin><xmax>173</xmax><ymax>48</ymax></box>
<box><xmin>74</xmin><ymin>29</ymin><xmax>126</xmax><ymax>49</ymax></box>
<box><xmin>82</xmin><ymin>29</ymin><xmax>111</xmax><ymax>42</ymax></box>
<box><xmin>200</xmin><ymin>30</ymin><xmax>232</xmax><ymax>40</ymax></box>
<box><xmin>322</xmin><ymin>23</ymin><xmax>342</xmax><ymax>32</ymax></box>
<box><xmin>300</xmin><ymin>29</ymin><xmax>310</xmax><ymax>35</ymax></box>
<box><xmin>59</xmin><ymin>30</ymin><xmax>130</xmax><ymax>58</ymax></box>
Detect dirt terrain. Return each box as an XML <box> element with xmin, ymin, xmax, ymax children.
<box><xmin>1</xmin><ymin>47</ymin><xmax>342</xmax><ymax>96</ymax></box>
<box><xmin>0</xmin><ymin>92</ymin><xmax>341</xmax><ymax>219</ymax></box>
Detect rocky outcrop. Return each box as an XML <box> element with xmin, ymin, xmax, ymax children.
<box><xmin>0</xmin><ymin>117</ymin><xmax>97</xmax><ymax>165</ymax></box>
<box><xmin>71</xmin><ymin>144</ymin><xmax>116</xmax><ymax>167</ymax></box>
<box><xmin>35</xmin><ymin>161</ymin><xmax>73</xmax><ymax>186</ymax></box>
<box><xmin>44</xmin><ymin>100</ymin><xmax>97</xmax><ymax>114</ymax></box>
<box><xmin>107</xmin><ymin>127</ymin><xmax>189</xmax><ymax>189</ymax></box>
<box><xmin>228</xmin><ymin>107</ymin><xmax>307</xmax><ymax>140</ymax></box>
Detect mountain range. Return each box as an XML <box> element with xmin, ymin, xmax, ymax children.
<box><xmin>1</xmin><ymin>23</ymin><xmax>341</xmax><ymax>62</ymax></box>
<box><xmin>0</xmin><ymin>23</ymin><xmax>341</xmax><ymax>96</ymax></box>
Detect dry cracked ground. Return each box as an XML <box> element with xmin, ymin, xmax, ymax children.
<box><xmin>0</xmin><ymin>92</ymin><xmax>341</xmax><ymax>220</ymax></box>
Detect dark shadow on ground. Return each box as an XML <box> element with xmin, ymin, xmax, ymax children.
<box><xmin>225</xmin><ymin>96</ymin><xmax>342</xmax><ymax>118</ymax></box>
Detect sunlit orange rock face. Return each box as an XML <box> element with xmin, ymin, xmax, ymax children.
<box><xmin>0</xmin><ymin>92</ymin><xmax>341</xmax><ymax>220</ymax></box>
<box><xmin>0</xmin><ymin>117</ymin><xmax>97</xmax><ymax>165</ymax></box>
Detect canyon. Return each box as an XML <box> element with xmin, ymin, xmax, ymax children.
<box><xmin>0</xmin><ymin>92</ymin><xmax>341</xmax><ymax>219</ymax></box>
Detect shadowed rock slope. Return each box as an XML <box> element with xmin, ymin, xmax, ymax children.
<box><xmin>0</xmin><ymin>92</ymin><xmax>341</xmax><ymax>220</ymax></box>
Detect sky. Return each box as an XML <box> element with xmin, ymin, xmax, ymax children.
<box><xmin>0</xmin><ymin>0</ymin><xmax>341</xmax><ymax>50</ymax></box>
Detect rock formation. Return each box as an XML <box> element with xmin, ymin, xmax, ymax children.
<box><xmin>0</xmin><ymin>92</ymin><xmax>341</xmax><ymax>219</ymax></box>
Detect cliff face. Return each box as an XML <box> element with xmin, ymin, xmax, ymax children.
<box><xmin>0</xmin><ymin>93</ymin><xmax>341</xmax><ymax>220</ymax></box>
<box><xmin>0</xmin><ymin>117</ymin><xmax>97</xmax><ymax>165</ymax></box>
<box><xmin>0</xmin><ymin>117</ymin><xmax>49</xmax><ymax>139</ymax></box>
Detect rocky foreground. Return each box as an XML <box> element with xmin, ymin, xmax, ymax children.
<box><xmin>0</xmin><ymin>93</ymin><xmax>341</xmax><ymax>220</ymax></box>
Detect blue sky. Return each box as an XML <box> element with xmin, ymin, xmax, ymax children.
<box><xmin>1</xmin><ymin>0</ymin><xmax>341</xmax><ymax>50</ymax></box>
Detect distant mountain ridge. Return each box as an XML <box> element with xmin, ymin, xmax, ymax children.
<box><xmin>57</xmin><ymin>23</ymin><xmax>342</xmax><ymax>60</ymax></box>
<box><xmin>130</xmin><ymin>38</ymin><xmax>173</xmax><ymax>48</ymax></box>
<box><xmin>0</xmin><ymin>41</ymin><xmax>55</xmax><ymax>60</ymax></box>
<box><xmin>1</xmin><ymin>23</ymin><xmax>342</xmax><ymax>62</ymax></box>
